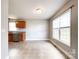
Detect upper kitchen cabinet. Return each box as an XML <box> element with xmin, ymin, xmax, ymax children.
<box><xmin>16</xmin><ymin>19</ymin><xmax>26</xmax><ymax>28</ymax></box>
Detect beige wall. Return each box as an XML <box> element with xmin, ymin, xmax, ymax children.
<box><xmin>49</xmin><ymin>0</ymin><xmax>78</xmax><ymax>59</ymax></box>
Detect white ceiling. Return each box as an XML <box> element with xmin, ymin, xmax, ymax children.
<box><xmin>9</xmin><ymin>0</ymin><xmax>70</xmax><ymax>20</ymax></box>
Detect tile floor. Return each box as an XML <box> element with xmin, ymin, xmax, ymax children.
<box><xmin>9</xmin><ymin>41</ymin><xmax>67</xmax><ymax>59</ymax></box>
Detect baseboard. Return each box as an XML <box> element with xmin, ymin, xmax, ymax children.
<box><xmin>25</xmin><ymin>39</ymin><xmax>49</xmax><ymax>41</ymax></box>
<box><xmin>49</xmin><ymin>40</ymin><xmax>75</xmax><ymax>59</ymax></box>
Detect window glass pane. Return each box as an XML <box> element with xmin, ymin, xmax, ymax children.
<box><xmin>53</xmin><ymin>17</ymin><xmax>60</xmax><ymax>28</ymax></box>
<box><xmin>9</xmin><ymin>22</ymin><xmax>17</xmax><ymax>31</ymax></box>
<box><xmin>53</xmin><ymin>29</ymin><xmax>59</xmax><ymax>40</ymax></box>
<box><xmin>52</xmin><ymin>9</ymin><xmax>71</xmax><ymax>46</ymax></box>
<box><xmin>60</xmin><ymin>28</ymin><xmax>70</xmax><ymax>46</ymax></box>
<box><xmin>60</xmin><ymin>9</ymin><xmax>71</xmax><ymax>27</ymax></box>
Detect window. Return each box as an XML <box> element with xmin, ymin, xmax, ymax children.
<box><xmin>9</xmin><ymin>22</ymin><xmax>18</xmax><ymax>31</ymax></box>
<box><xmin>52</xmin><ymin>9</ymin><xmax>71</xmax><ymax>46</ymax></box>
<box><xmin>52</xmin><ymin>17</ymin><xmax>60</xmax><ymax>40</ymax></box>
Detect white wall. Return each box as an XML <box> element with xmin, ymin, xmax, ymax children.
<box><xmin>26</xmin><ymin>20</ymin><xmax>49</xmax><ymax>40</ymax></box>
<box><xmin>1</xmin><ymin>0</ymin><xmax>8</xmax><ymax>59</ymax></box>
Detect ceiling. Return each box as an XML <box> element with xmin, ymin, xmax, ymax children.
<box><xmin>8</xmin><ymin>0</ymin><xmax>70</xmax><ymax>20</ymax></box>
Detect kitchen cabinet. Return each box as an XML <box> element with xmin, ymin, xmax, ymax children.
<box><xmin>16</xmin><ymin>21</ymin><xmax>26</xmax><ymax>28</ymax></box>
<box><xmin>8</xmin><ymin>32</ymin><xmax>25</xmax><ymax>42</ymax></box>
<box><xmin>8</xmin><ymin>32</ymin><xmax>13</xmax><ymax>42</ymax></box>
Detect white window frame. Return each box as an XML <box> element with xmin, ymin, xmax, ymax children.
<box><xmin>52</xmin><ymin>8</ymin><xmax>71</xmax><ymax>46</ymax></box>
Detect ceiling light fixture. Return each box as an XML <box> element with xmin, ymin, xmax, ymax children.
<box><xmin>35</xmin><ymin>8</ymin><xmax>42</xmax><ymax>14</ymax></box>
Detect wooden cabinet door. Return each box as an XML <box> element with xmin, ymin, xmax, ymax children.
<box><xmin>8</xmin><ymin>32</ymin><xmax>13</xmax><ymax>42</ymax></box>
<box><xmin>19</xmin><ymin>32</ymin><xmax>25</xmax><ymax>41</ymax></box>
<box><xmin>16</xmin><ymin>21</ymin><xmax>26</xmax><ymax>28</ymax></box>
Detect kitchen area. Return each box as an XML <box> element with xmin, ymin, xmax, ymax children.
<box><xmin>8</xmin><ymin>18</ymin><xmax>26</xmax><ymax>42</ymax></box>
